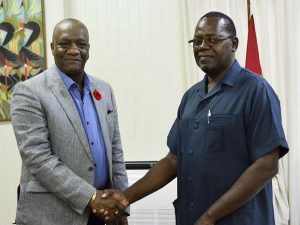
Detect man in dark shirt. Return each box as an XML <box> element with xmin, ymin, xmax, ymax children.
<box><xmin>101</xmin><ymin>12</ymin><xmax>288</xmax><ymax>225</ymax></box>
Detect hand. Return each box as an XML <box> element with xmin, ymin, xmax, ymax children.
<box><xmin>194</xmin><ymin>213</ymin><xmax>214</xmax><ymax>225</ymax></box>
<box><xmin>102</xmin><ymin>189</ymin><xmax>130</xmax><ymax>208</ymax></box>
<box><xmin>89</xmin><ymin>190</ymin><xmax>125</xmax><ymax>222</ymax></box>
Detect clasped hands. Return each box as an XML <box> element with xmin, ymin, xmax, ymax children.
<box><xmin>89</xmin><ymin>189</ymin><xmax>129</xmax><ymax>222</ymax></box>
<box><xmin>89</xmin><ymin>189</ymin><xmax>215</xmax><ymax>225</ymax></box>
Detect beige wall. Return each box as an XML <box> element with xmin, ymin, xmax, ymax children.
<box><xmin>0</xmin><ymin>122</ymin><xmax>21</xmax><ymax>224</ymax></box>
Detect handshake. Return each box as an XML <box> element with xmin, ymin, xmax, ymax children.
<box><xmin>89</xmin><ymin>189</ymin><xmax>130</xmax><ymax>223</ymax></box>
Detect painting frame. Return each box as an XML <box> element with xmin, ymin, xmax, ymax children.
<box><xmin>0</xmin><ymin>0</ymin><xmax>47</xmax><ymax>121</ymax></box>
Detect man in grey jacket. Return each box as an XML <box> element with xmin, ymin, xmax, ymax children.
<box><xmin>11</xmin><ymin>18</ymin><xmax>128</xmax><ymax>225</ymax></box>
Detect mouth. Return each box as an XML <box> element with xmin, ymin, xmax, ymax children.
<box><xmin>198</xmin><ymin>55</ymin><xmax>214</xmax><ymax>59</ymax></box>
<box><xmin>64</xmin><ymin>58</ymin><xmax>81</xmax><ymax>62</ymax></box>
<box><xmin>198</xmin><ymin>55</ymin><xmax>214</xmax><ymax>64</ymax></box>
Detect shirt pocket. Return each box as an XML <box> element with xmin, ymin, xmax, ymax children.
<box><xmin>208</xmin><ymin>114</ymin><xmax>235</xmax><ymax>129</ymax></box>
<box><xmin>106</xmin><ymin>108</ymin><xmax>115</xmax><ymax>140</ymax></box>
<box><xmin>206</xmin><ymin>114</ymin><xmax>235</xmax><ymax>153</ymax></box>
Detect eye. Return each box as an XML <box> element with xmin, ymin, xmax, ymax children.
<box><xmin>77</xmin><ymin>43</ymin><xmax>88</xmax><ymax>49</ymax></box>
<box><xmin>58</xmin><ymin>42</ymin><xmax>69</xmax><ymax>49</ymax></box>
<box><xmin>194</xmin><ymin>39</ymin><xmax>203</xmax><ymax>46</ymax></box>
<box><xmin>208</xmin><ymin>38</ymin><xmax>220</xmax><ymax>44</ymax></box>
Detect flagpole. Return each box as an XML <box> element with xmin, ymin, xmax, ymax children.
<box><xmin>247</xmin><ymin>0</ymin><xmax>251</xmax><ymax>19</ymax></box>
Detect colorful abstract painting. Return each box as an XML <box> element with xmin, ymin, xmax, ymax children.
<box><xmin>0</xmin><ymin>0</ymin><xmax>46</xmax><ymax>121</ymax></box>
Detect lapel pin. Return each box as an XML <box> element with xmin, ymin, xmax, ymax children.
<box><xmin>93</xmin><ymin>89</ymin><xmax>102</xmax><ymax>100</ymax></box>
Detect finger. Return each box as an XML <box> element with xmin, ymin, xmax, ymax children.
<box><xmin>107</xmin><ymin>197</ymin><xmax>126</xmax><ymax>211</ymax></box>
<box><xmin>99</xmin><ymin>208</ymin><xmax>105</xmax><ymax>214</ymax></box>
<box><xmin>97</xmin><ymin>208</ymin><xmax>108</xmax><ymax>216</ymax></box>
<box><xmin>110</xmin><ymin>192</ymin><xmax>129</xmax><ymax>208</ymax></box>
<box><xmin>102</xmin><ymin>196</ymin><xmax>125</xmax><ymax>211</ymax></box>
<box><xmin>104</xmin><ymin>215</ymin><xmax>115</xmax><ymax>222</ymax></box>
<box><xmin>96</xmin><ymin>211</ymin><xmax>114</xmax><ymax>222</ymax></box>
<box><xmin>101</xmin><ymin>189</ymin><xmax>108</xmax><ymax>198</ymax></box>
<box><xmin>102</xmin><ymin>189</ymin><xmax>115</xmax><ymax>198</ymax></box>
<box><xmin>103</xmin><ymin>210</ymin><xmax>109</xmax><ymax>216</ymax></box>
<box><xmin>115</xmin><ymin>200</ymin><xmax>126</xmax><ymax>211</ymax></box>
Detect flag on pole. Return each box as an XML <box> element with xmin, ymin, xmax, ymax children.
<box><xmin>245</xmin><ymin>14</ymin><xmax>262</xmax><ymax>75</ymax></box>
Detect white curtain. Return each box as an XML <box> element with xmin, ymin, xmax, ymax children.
<box><xmin>251</xmin><ymin>1</ymin><xmax>300</xmax><ymax>225</ymax></box>
<box><xmin>250</xmin><ymin>2</ymin><xmax>290</xmax><ymax>225</ymax></box>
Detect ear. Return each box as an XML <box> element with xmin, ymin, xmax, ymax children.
<box><xmin>231</xmin><ymin>37</ymin><xmax>239</xmax><ymax>52</ymax></box>
<box><xmin>87</xmin><ymin>43</ymin><xmax>90</xmax><ymax>59</ymax></box>
<box><xmin>50</xmin><ymin>42</ymin><xmax>54</xmax><ymax>54</ymax></box>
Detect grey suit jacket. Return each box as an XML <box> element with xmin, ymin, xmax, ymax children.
<box><xmin>11</xmin><ymin>65</ymin><xmax>128</xmax><ymax>225</ymax></box>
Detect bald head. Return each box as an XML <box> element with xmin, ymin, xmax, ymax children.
<box><xmin>198</xmin><ymin>11</ymin><xmax>236</xmax><ymax>37</ymax></box>
<box><xmin>52</xmin><ymin>18</ymin><xmax>89</xmax><ymax>43</ymax></box>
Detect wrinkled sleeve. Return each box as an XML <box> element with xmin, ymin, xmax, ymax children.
<box><xmin>246</xmin><ymin>81</ymin><xmax>289</xmax><ymax>161</ymax></box>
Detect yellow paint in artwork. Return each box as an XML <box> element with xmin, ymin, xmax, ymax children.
<box><xmin>8</xmin><ymin>38</ymin><xmax>19</xmax><ymax>54</ymax></box>
<box><xmin>32</xmin><ymin>42</ymin><xmax>41</xmax><ymax>55</ymax></box>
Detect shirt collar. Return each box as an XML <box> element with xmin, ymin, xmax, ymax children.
<box><xmin>197</xmin><ymin>60</ymin><xmax>242</xmax><ymax>92</ymax></box>
<box><xmin>56</xmin><ymin>66</ymin><xmax>91</xmax><ymax>92</ymax></box>
<box><xmin>220</xmin><ymin>60</ymin><xmax>241</xmax><ymax>87</ymax></box>
<box><xmin>202</xmin><ymin>60</ymin><xmax>242</xmax><ymax>87</ymax></box>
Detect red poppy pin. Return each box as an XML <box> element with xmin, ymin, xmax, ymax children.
<box><xmin>93</xmin><ymin>89</ymin><xmax>102</xmax><ymax>100</ymax></box>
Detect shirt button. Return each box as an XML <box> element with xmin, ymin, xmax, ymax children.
<box><xmin>190</xmin><ymin>202</ymin><xmax>194</xmax><ymax>208</ymax></box>
<box><xmin>189</xmin><ymin>150</ymin><xmax>193</xmax><ymax>154</ymax></box>
<box><xmin>88</xmin><ymin>166</ymin><xmax>93</xmax><ymax>171</ymax></box>
<box><xmin>188</xmin><ymin>176</ymin><xmax>192</xmax><ymax>182</ymax></box>
<box><xmin>193</xmin><ymin>122</ymin><xmax>199</xmax><ymax>129</ymax></box>
<box><xmin>87</xmin><ymin>121</ymin><xmax>89</xmax><ymax>125</ymax></box>
<box><xmin>91</xmin><ymin>142</ymin><xmax>94</xmax><ymax>145</ymax></box>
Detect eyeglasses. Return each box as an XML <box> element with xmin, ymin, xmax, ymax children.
<box><xmin>188</xmin><ymin>36</ymin><xmax>234</xmax><ymax>48</ymax></box>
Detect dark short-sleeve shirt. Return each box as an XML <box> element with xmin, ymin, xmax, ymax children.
<box><xmin>167</xmin><ymin>60</ymin><xmax>288</xmax><ymax>225</ymax></box>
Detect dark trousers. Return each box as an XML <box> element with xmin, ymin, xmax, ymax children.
<box><xmin>87</xmin><ymin>212</ymin><xmax>105</xmax><ymax>225</ymax></box>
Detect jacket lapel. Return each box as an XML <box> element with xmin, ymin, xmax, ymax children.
<box><xmin>90</xmin><ymin>80</ymin><xmax>112</xmax><ymax>171</ymax></box>
<box><xmin>47</xmin><ymin>66</ymin><xmax>93</xmax><ymax>162</ymax></box>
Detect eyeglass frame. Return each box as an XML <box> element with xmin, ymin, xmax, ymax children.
<box><xmin>188</xmin><ymin>36</ymin><xmax>235</xmax><ymax>48</ymax></box>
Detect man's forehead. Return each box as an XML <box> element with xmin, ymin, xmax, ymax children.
<box><xmin>195</xmin><ymin>17</ymin><xmax>227</xmax><ymax>35</ymax></box>
<box><xmin>198</xmin><ymin>16</ymin><xmax>227</xmax><ymax>27</ymax></box>
<box><xmin>54</xmin><ymin>23</ymin><xmax>88</xmax><ymax>40</ymax></box>
<box><xmin>57</xmin><ymin>22</ymin><xmax>86</xmax><ymax>33</ymax></box>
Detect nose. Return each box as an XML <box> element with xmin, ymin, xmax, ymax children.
<box><xmin>67</xmin><ymin>43</ymin><xmax>80</xmax><ymax>54</ymax></box>
<box><xmin>199</xmin><ymin>39</ymin><xmax>211</xmax><ymax>49</ymax></box>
